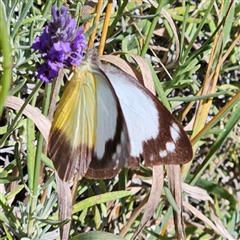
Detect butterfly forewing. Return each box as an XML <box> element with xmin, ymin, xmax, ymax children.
<box><xmin>85</xmin><ymin>63</ymin><xmax>131</xmax><ymax>179</ymax></box>
<box><xmin>103</xmin><ymin>64</ymin><xmax>193</xmax><ymax>166</ymax></box>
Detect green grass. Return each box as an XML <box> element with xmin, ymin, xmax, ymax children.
<box><xmin>0</xmin><ymin>1</ymin><xmax>239</xmax><ymax>239</ymax></box>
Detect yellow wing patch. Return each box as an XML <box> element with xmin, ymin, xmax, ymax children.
<box><xmin>52</xmin><ymin>66</ymin><xmax>96</xmax><ymax>148</ymax></box>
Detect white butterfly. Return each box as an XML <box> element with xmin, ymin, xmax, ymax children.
<box><xmin>48</xmin><ymin>49</ymin><xmax>193</xmax><ymax>181</ymax></box>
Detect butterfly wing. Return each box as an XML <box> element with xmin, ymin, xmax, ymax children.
<box><xmin>85</xmin><ymin>64</ymin><xmax>130</xmax><ymax>179</ymax></box>
<box><xmin>48</xmin><ymin>63</ymin><xmax>97</xmax><ymax>181</ymax></box>
<box><xmin>103</xmin><ymin>64</ymin><xmax>193</xmax><ymax>166</ymax></box>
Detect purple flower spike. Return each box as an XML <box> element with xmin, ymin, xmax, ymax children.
<box><xmin>31</xmin><ymin>5</ymin><xmax>86</xmax><ymax>82</ymax></box>
<box><xmin>37</xmin><ymin>63</ymin><xmax>59</xmax><ymax>83</ymax></box>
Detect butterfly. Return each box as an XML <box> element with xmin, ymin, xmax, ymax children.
<box><xmin>48</xmin><ymin>49</ymin><xmax>193</xmax><ymax>182</ymax></box>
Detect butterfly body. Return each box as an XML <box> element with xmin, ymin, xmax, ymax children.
<box><xmin>48</xmin><ymin>50</ymin><xmax>193</xmax><ymax>181</ymax></box>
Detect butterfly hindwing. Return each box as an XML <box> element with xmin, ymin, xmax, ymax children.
<box><xmin>48</xmin><ymin>64</ymin><xmax>97</xmax><ymax>181</ymax></box>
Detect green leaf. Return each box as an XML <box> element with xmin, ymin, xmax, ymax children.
<box><xmin>70</xmin><ymin>231</ymin><xmax>127</xmax><ymax>240</ymax></box>
<box><xmin>72</xmin><ymin>191</ymin><xmax>132</xmax><ymax>214</ymax></box>
<box><xmin>163</xmin><ymin>187</ymin><xmax>180</xmax><ymax>213</ymax></box>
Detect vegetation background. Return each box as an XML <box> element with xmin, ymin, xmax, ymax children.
<box><xmin>0</xmin><ymin>0</ymin><xmax>239</xmax><ymax>239</ymax></box>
